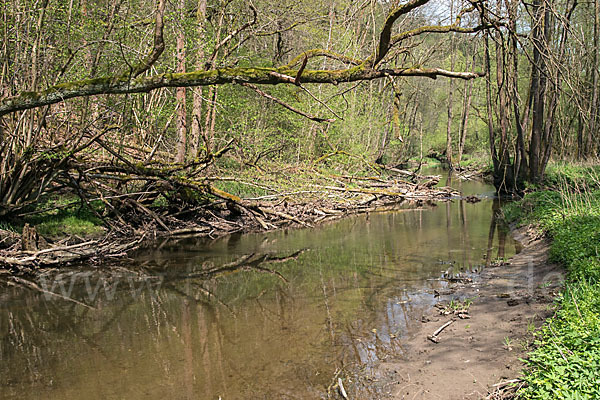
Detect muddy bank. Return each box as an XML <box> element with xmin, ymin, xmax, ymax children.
<box><xmin>371</xmin><ymin>227</ymin><xmax>564</xmax><ymax>399</ymax></box>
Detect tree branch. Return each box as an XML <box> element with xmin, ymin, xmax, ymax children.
<box><xmin>0</xmin><ymin>66</ymin><xmax>483</xmax><ymax>116</ymax></box>
<box><xmin>128</xmin><ymin>0</ymin><xmax>166</xmax><ymax>77</ymax></box>
<box><xmin>284</xmin><ymin>49</ymin><xmax>361</xmax><ymax>69</ymax></box>
<box><xmin>240</xmin><ymin>82</ymin><xmax>335</xmax><ymax>123</ymax></box>
<box><xmin>373</xmin><ymin>0</ymin><xmax>431</xmax><ymax>66</ymax></box>
<box><xmin>205</xmin><ymin>5</ymin><xmax>258</xmax><ymax>68</ymax></box>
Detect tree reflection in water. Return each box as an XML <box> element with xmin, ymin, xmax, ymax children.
<box><xmin>0</xmin><ymin>183</ymin><xmax>521</xmax><ymax>399</ymax></box>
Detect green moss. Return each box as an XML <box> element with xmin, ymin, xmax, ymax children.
<box><xmin>49</xmin><ymin>76</ymin><xmax>120</xmax><ymax>92</ymax></box>
<box><xmin>19</xmin><ymin>91</ymin><xmax>41</xmax><ymax>101</ymax></box>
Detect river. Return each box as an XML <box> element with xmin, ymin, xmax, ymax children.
<box><xmin>0</xmin><ymin>171</ymin><xmax>519</xmax><ymax>399</ymax></box>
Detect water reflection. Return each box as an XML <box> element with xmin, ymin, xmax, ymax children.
<box><xmin>0</xmin><ymin>179</ymin><xmax>519</xmax><ymax>400</ymax></box>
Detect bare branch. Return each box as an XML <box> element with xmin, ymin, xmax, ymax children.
<box><xmin>129</xmin><ymin>0</ymin><xmax>166</xmax><ymax>77</ymax></box>
<box><xmin>206</xmin><ymin>5</ymin><xmax>258</xmax><ymax>68</ymax></box>
<box><xmin>240</xmin><ymin>82</ymin><xmax>335</xmax><ymax>123</ymax></box>
<box><xmin>284</xmin><ymin>49</ymin><xmax>361</xmax><ymax>69</ymax></box>
<box><xmin>373</xmin><ymin>0</ymin><xmax>431</xmax><ymax>66</ymax></box>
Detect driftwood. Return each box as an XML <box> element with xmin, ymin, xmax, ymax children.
<box><xmin>0</xmin><ymin>236</ymin><xmax>145</xmax><ymax>270</ymax></box>
<box><xmin>337</xmin><ymin>378</ymin><xmax>349</xmax><ymax>399</ymax></box>
<box><xmin>427</xmin><ymin>320</ymin><xmax>453</xmax><ymax>343</ymax></box>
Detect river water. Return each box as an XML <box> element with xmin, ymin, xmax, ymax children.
<box><xmin>0</xmin><ymin>172</ymin><xmax>519</xmax><ymax>399</ymax></box>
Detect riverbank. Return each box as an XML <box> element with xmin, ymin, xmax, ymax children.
<box><xmin>501</xmin><ymin>182</ymin><xmax>600</xmax><ymax>399</ymax></box>
<box><xmin>371</xmin><ymin>226</ymin><xmax>563</xmax><ymax>399</ymax></box>
<box><xmin>370</xmin><ymin>164</ymin><xmax>600</xmax><ymax>399</ymax></box>
<box><xmin>0</xmin><ymin>164</ymin><xmax>461</xmax><ymax>273</ymax></box>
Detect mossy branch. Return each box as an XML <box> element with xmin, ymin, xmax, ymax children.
<box><xmin>284</xmin><ymin>49</ymin><xmax>362</xmax><ymax>69</ymax></box>
<box><xmin>0</xmin><ymin>66</ymin><xmax>483</xmax><ymax>116</ymax></box>
<box><xmin>373</xmin><ymin>0</ymin><xmax>431</xmax><ymax>66</ymax></box>
<box><xmin>128</xmin><ymin>0</ymin><xmax>165</xmax><ymax>78</ymax></box>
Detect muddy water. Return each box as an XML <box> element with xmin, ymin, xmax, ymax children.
<box><xmin>0</xmin><ymin>173</ymin><xmax>519</xmax><ymax>399</ymax></box>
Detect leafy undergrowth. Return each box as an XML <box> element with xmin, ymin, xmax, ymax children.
<box><xmin>503</xmin><ymin>182</ymin><xmax>600</xmax><ymax>399</ymax></box>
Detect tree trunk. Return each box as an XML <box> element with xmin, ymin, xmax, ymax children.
<box><xmin>590</xmin><ymin>0</ymin><xmax>600</xmax><ymax>155</ymax></box>
<box><xmin>482</xmin><ymin>11</ymin><xmax>500</xmax><ymax>189</ymax></box>
<box><xmin>190</xmin><ymin>0</ymin><xmax>207</xmax><ymax>159</ymax></box>
<box><xmin>540</xmin><ymin>0</ymin><xmax>578</xmax><ymax>177</ymax></box>
<box><xmin>528</xmin><ymin>0</ymin><xmax>548</xmax><ymax>183</ymax></box>
<box><xmin>506</xmin><ymin>0</ymin><xmax>529</xmax><ymax>186</ymax></box>
<box><xmin>175</xmin><ymin>0</ymin><xmax>187</xmax><ymax>163</ymax></box>
<box><xmin>457</xmin><ymin>49</ymin><xmax>476</xmax><ymax>164</ymax></box>
<box><xmin>445</xmin><ymin>0</ymin><xmax>455</xmax><ymax>169</ymax></box>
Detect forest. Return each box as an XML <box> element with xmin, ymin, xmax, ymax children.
<box><xmin>1</xmin><ymin>0</ymin><xmax>597</xmax><ymax>216</ymax></box>
<box><xmin>1</xmin><ymin>0</ymin><xmax>600</xmax><ymax>398</ymax></box>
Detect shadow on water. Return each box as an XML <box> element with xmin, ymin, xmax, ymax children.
<box><xmin>0</xmin><ymin>171</ymin><xmax>519</xmax><ymax>399</ymax></box>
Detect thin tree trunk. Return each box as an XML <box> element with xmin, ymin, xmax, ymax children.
<box><xmin>457</xmin><ymin>49</ymin><xmax>476</xmax><ymax>164</ymax></box>
<box><xmin>445</xmin><ymin>0</ymin><xmax>455</xmax><ymax>169</ymax></box>
<box><xmin>541</xmin><ymin>0</ymin><xmax>578</xmax><ymax>176</ymax></box>
<box><xmin>590</xmin><ymin>0</ymin><xmax>599</xmax><ymax>155</ymax></box>
<box><xmin>483</xmin><ymin>12</ymin><xmax>499</xmax><ymax>178</ymax></box>
<box><xmin>529</xmin><ymin>0</ymin><xmax>548</xmax><ymax>183</ymax></box>
<box><xmin>506</xmin><ymin>0</ymin><xmax>529</xmax><ymax>185</ymax></box>
<box><xmin>190</xmin><ymin>0</ymin><xmax>207</xmax><ymax>158</ymax></box>
<box><xmin>202</xmin><ymin>7</ymin><xmax>225</xmax><ymax>155</ymax></box>
<box><xmin>175</xmin><ymin>0</ymin><xmax>187</xmax><ymax>163</ymax></box>
<box><xmin>209</xmin><ymin>88</ymin><xmax>218</xmax><ymax>147</ymax></box>
<box><xmin>26</xmin><ymin>0</ymin><xmax>49</xmax><ymax>147</ymax></box>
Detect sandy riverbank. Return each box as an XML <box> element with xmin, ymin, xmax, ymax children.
<box><xmin>371</xmin><ymin>227</ymin><xmax>564</xmax><ymax>399</ymax></box>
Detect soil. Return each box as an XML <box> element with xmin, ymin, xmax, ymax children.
<box><xmin>373</xmin><ymin>227</ymin><xmax>564</xmax><ymax>399</ymax></box>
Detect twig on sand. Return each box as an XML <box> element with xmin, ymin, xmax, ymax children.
<box><xmin>428</xmin><ymin>320</ymin><xmax>453</xmax><ymax>343</ymax></box>
<box><xmin>337</xmin><ymin>378</ymin><xmax>349</xmax><ymax>399</ymax></box>
<box><xmin>492</xmin><ymin>379</ymin><xmax>521</xmax><ymax>388</ymax></box>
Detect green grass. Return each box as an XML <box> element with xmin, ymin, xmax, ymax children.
<box><xmin>0</xmin><ymin>220</ymin><xmax>18</xmax><ymax>232</ymax></box>
<box><xmin>456</xmin><ymin>152</ymin><xmax>492</xmax><ymax>171</ymax></box>
<box><xmin>503</xmin><ymin>177</ymin><xmax>600</xmax><ymax>399</ymax></box>
<box><xmin>543</xmin><ymin>162</ymin><xmax>600</xmax><ymax>189</ymax></box>
<box><xmin>23</xmin><ymin>195</ymin><xmax>105</xmax><ymax>239</ymax></box>
<box><xmin>33</xmin><ymin>214</ymin><xmax>105</xmax><ymax>238</ymax></box>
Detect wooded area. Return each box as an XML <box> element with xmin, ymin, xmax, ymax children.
<box><xmin>2</xmin><ymin>1</ymin><xmax>600</xmax><ymax>398</ymax></box>
<box><xmin>0</xmin><ymin>0</ymin><xmax>598</xmax><ymax>238</ymax></box>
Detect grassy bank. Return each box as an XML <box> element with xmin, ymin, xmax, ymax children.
<box><xmin>502</xmin><ymin>166</ymin><xmax>600</xmax><ymax>399</ymax></box>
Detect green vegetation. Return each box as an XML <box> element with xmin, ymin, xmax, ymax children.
<box><xmin>33</xmin><ymin>214</ymin><xmax>105</xmax><ymax>239</ymax></box>
<box><xmin>543</xmin><ymin>163</ymin><xmax>600</xmax><ymax>189</ymax></box>
<box><xmin>503</xmin><ymin>173</ymin><xmax>600</xmax><ymax>399</ymax></box>
<box><xmin>22</xmin><ymin>196</ymin><xmax>105</xmax><ymax>239</ymax></box>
